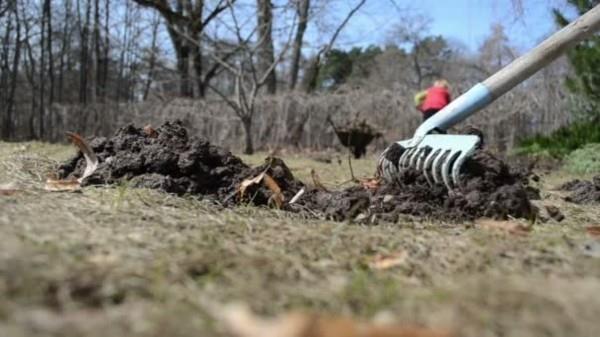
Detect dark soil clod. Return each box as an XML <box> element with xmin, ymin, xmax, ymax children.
<box><xmin>59</xmin><ymin>121</ymin><xmax>538</xmax><ymax>222</ymax></box>
<box><xmin>328</xmin><ymin>118</ymin><xmax>382</xmax><ymax>158</ymax></box>
<box><xmin>560</xmin><ymin>176</ymin><xmax>600</xmax><ymax>204</ymax></box>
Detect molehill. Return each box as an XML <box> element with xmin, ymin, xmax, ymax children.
<box><xmin>59</xmin><ymin>121</ymin><xmax>538</xmax><ymax>222</ymax></box>
<box><xmin>560</xmin><ymin>176</ymin><xmax>600</xmax><ymax>204</ymax></box>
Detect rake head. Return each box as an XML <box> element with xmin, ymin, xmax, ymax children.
<box><xmin>377</xmin><ymin>134</ymin><xmax>481</xmax><ymax>190</ymax></box>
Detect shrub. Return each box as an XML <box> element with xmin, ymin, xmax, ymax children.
<box><xmin>564</xmin><ymin>143</ymin><xmax>600</xmax><ymax>174</ymax></box>
<box><xmin>515</xmin><ymin>120</ymin><xmax>600</xmax><ymax>158</ymax></box>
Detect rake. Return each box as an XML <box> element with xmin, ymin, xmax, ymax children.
<box><xmin>378</xmin><ymin>5</ymin><xmax>600</xmax><ymax>190</ymax></box>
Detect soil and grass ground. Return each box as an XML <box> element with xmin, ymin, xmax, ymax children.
<box><xmin>1</xmin><ymin>141</ymin><xmax>600</xmax><ymax>337</ymax></box>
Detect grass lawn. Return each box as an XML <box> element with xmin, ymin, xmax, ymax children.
<box><xmin>1</xmin><ymin>141</ymin><xmax>600</xmax><ymax>337</ymax></box>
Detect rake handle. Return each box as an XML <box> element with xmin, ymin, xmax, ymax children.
<box><xmin>413</xmin><ymin>4</ymin><xmax>600</xmax><ymax>138</ymax></box>
<box><xmin>484</xmin><ymin>5</ymin><xmax>600</xmax><ymax>98</ymax></box>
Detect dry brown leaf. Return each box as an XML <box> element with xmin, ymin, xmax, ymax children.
<box><xmin>0</xmin><ymin>183</ymin><xmax>20</xmax><ymax>196</ymax></box>
<box><xmin>238</xmin><ymin>172</ymin><xmax>284</xmax><ymax>208</ymax></box>
<box><xmin>66</xmin><ymin>132</ymin><xmax>98</xmax><ymax>182</ymax></box>
<box><xmin>44</xmin><ymin>178</ymin><xmax>81</xmax><ymax>192</ymax></box>
<box><xmin>310</xmin><ymin>169</ymin><xmax>329</xmax><ymax>192</ymax></box>
<box><xmin>369</xmin><ymin>251</ymin><xmax>408</xmax><ymax>270</ymax></box>
<box><xmin>586</xmin><ymin>226</ymin><xmax>600</xmax><ymax>237</ymax></box>
<box><xmin>0</xmin><ymin>189</ymin><xmax>19</xmax><ymax>196</ymax></box>
<box><xmin>360</xmin><ymin>177</ymin><xmax>381</xmax><ymax>190</ymax></box>
<box><xmin>239</xmin><ymin>172</ymin><xmax>266</xmax><ymax>199</ymax></box>
<box><xmin>143</xmin><ymin>124</ymin><xmax>158</xmax><ymax>138</ymax></box>
<box><xmin>220</xmin><ymin>304</ymin><xmax>454</xmax><ymax>337</ymax></box>
<box><xmin>263</xmin><ymin>174</ymin><xmax>284</xmax><ymax>208</ymax></box>
<box><xmin>477</xmin><ymin>219</ymin><xmax>530</xmax><ymax>236</ymax></box>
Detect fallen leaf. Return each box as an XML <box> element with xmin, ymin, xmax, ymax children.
<box><xmin>263</xmin><ymin>174</ymin><xmax>284</xmax><ymax>208</ymax></box>
<box><xmin>44</xmin><ymin>178</ymin><xmax>81</xmax><ymax>192</ymax></box>
<box><xmin>369</xmin><ymin>251</ymin><xmax>408</xmax><ymax>270</ymax></box>
<box><xmin>220</xmin><ymin>304</ymin><xmax>454</xmax><ymax>337</ymax></box>
<box><xmin>143</xmin><ymin>124</ymin><xmax>158</xmax><ymax>138</ymax></box>
<box><xmin>586</xmin><ymin>226</ymin><xmax>600</xmax><ymax>237</ymax></box>
<box><xmin>239</xmin><ymin>172</ymin><xmax>266</xmax><ymax>199</ymax></box>
<box><xmin>238</xmin><ymin>172</ymin><xmax>284</xmax><ymax>208</ymax></box>
<box><xmin>310</xmin><ymin>169</ymin><xmax>329</xmax><ymax>192</ymax></box>
<box><xmin>66</xmin><ymin>132</ymin><xmax>98</xmax><ymax>182</ymax></box>
<box><xmin>477</xmin><ymin>219</ymin><xmax>531</xmax><ymax>236</ymax></box>
<box><xmin>360</xmin><ymin>177</ymin><xmax>381</xmax><ymax>190</ymax></box>
<box><xmin>0</xmin><ymin>183</ymin><xmax>20</xmax><ymax>196</ymax></box>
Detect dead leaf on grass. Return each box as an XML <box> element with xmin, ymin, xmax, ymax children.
<box><xmin>44</xmin><ymin>178</ymin><xmax>81</xmax><ymax>192</ymax></box>
<box><xmin>238</xmin><ymin>172</ymin><xmax>285</xmax><ymax>208</ymax></box>
<box><xmin>477</xmin><ymin>219</ymin><xmax>531</xmax><ymax>236</ymax></box>
<box><xmin>0</xmin><ymin>183</ymin><xmax>20</xmax><ymax>196</ymax></box>
<box><xmin>220</xmin><ymin>304</ymin><xmax>454</xmax><ymax>337</ymax></box>
<box><xmin>369</xmin><ymin>251</ymin><xmax>408</xmax><ymax>270</ymax></box>
<box><xmin>586</xmin><ymin>226</ymin><xmax>600</xmax><ymax>237</ymax></box>
<box><xmin>310</xmin><ymin>169</ymin><xmax>329</xmax><ymax>192</ymax></box>
<box><xmin>66</xmin><ymin>132</ymin><xmax>98</xmax><ymax>182</ymax></box>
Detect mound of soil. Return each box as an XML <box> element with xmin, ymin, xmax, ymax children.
<box><xmin>58</xmin><ymin>121</ymin><xmax>302</xmax><ymax>205</ymax></box>
<box><xmin>328</xmin><ymin>118</ymin><xmax>382</xmax><ymax>158</ymax></box>
<box><xmin>58</xmin><ymin>121</ymin><xmax>537</xmax><ymax>222</ymax></box>
<box><xmin>295</xmin><ymin>145</ymin><xmax>537</xmax><ymax>222</ymax></box>
<box><xmin>560</xmin><ymin>176</ymin><xmax>600</xmax><ymax>204</ymax></box>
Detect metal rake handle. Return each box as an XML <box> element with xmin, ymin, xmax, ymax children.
<box><xmin>413</xmin><ymin>4</ymin><xmax>600</xmax><ymax>140</ymax></box>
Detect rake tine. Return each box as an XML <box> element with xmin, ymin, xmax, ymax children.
<box><xmin>415</xmin><ymin>148</ymin><xmax>428</xmax><ymax>171</ymax></box>
<box><xmin>398</xmin><ymin>148</ymin><xmax>413</xmax><ymax>168</ymax></box>
<box><xmin>451</xmin><ymin>150</ymin><xmax>470</xmax><ymax>188</ymax></box>
<box><xmin>442</xmin><ymin>151</ymin><xmax>461</xmax><ymax>190</ymax></box>
<box><xmin>408</xmin><ymin>147</ymin><xmax>423</xmax><ymax>168</ymax></box>
<box><xmin>423</xmin><ymin>149</ymin><xmax>439</xmax><ymax>186</ymax></box>
<box><xmin>431</xmin><ymin>149</ymin><xmax>447</xmax><ymax>184</ymax></box>
<box><xmin>405</xmin><ymin>147</ymin><xmax>419</xmax><ymax>168</ymax></box>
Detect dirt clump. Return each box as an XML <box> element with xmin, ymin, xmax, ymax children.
<box><xmin>560</xmin><ymin>176</ymin><xmax>600</xmax><ymax>204</ymax></box>
<box><xmin>58</xmin><ymin>121</ymin><xmax>537</xmax><ymax>222</ymax></box>
<box><xmin>327</xmin><ymin>117</ymin><xmax>382</xmax><ymax>158</ymax></box>
<box><xmin>296</xmin><ymin>150</ymin><xmax>537</xmax><ymax>222</ymax></box>
<box><xmin>59</xmin><ymin>121</ymin><xmax>249</xmax><ymax>199</ymax></box>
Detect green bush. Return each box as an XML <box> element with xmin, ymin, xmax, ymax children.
<box><xmin>515</xmin><ymin>120</ymin><xmax>600</xmax><ymax>158</ymax></box>
<box><xmin>564</xmin><ymin>143</ymin><xmax>600</xmax><ymax>174</ymax></box>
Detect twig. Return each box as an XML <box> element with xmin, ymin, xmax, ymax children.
<box><xmin>347</xmin><ymin>152</ymin><xmax>358</xmax><ymax>182</ymax></box>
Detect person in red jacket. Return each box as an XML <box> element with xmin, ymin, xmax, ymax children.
<box><xmin>420</xmin><ymin>79</ymin><xmax>451</xmax><ymax>122</ymax></box>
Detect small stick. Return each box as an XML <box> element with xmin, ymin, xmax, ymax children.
<box><xmin>347</xmin><ymin>152</ymin><xmax>358</xmax><ymax>182</ymax></box>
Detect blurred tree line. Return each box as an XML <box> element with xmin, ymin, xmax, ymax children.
<box><xmin>0</xmin><ymin>0</ymin><xmax>596</xmax><ymax>154</ymax></box>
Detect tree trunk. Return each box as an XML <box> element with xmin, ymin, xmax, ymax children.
<box><xmin>242</xmin><ymin>116</ymin><xmax>254</xmax><ymax>154</ymax></box>
<box><xmin>45</xmin><ymin>0</ymin><xmax>54</xmax><ymax>139</ymax></box>
<box><xmin>93</xmin><ymin>0</ymin><xmax>102</xmax><ymax>100</ymax></box>
<box><xmin>289</xmin><ymin>0</ymin><xmax>309</xmax><ymax>90</ymax></box>
<box><xmin>143</xmin><ymin>13</ymin><xmax>159</xmax><ymax>100</ymax></box>
<box><xmin>256</xmin><ymin>0</ymin><xmax>276</xmax><ymax>94</ymax></box>
<box><xmin>58</xmin><ymin>0</ymin><xmax>71</xmax><ymax>103</ymax></box>
<box><xmin>79</xmin><ymin>0</ymin><xmax>91</xmax><ymax>105</ymax></box>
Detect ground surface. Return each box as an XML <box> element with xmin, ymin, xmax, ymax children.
<box><xmin>1</xmin><ymin>141</ymin><xmax>600</xmax><ymax>337</ymax></box>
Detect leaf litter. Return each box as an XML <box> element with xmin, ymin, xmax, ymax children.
<box><xmin>57</xmin><ymin>120</ymin><xmax>540</xmax><ymax>222</ymax></box>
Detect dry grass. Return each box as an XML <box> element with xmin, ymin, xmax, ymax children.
<box><xmin>1</xmin><ymin>142</ymin><xmax>600</xmax><ymax>337</ymax></box>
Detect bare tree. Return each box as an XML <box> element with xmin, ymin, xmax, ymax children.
<box><xmin>207</xmin><ymin>3</ymin><xmax>296</xmax><ymax>154</ymax></box>
<box><xmin>302</xmin><ymin>0</ymin><xmax>366</xmax><ymax>93</ymax></box>
<box><xmin>256</xmin><ymin>0</ymin><xmax>276</xmax><ymax>94</ymax></box>
<box><xmin>289</xmin><ymin>0</ymin><xmax>309</xmax><ymax>90</ymax></box>
<box><xmin>132</xmin><ymin>0</ymin><xmax>234</xmax><ymax>98</ymax></box>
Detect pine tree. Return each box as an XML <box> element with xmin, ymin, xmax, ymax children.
<box><xmin>554</xmin><ymin>1</ymin><xmax>600</xmax><ymax>115</ymax></box>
